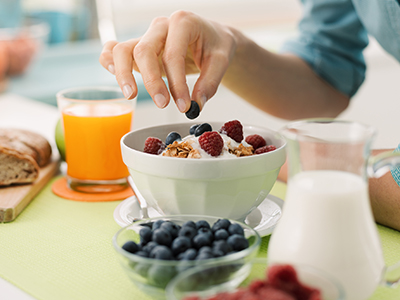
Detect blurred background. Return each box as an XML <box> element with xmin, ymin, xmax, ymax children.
<box><xmin>0</xmin><ymin>0</ymin><xmax>399</xmax><ymax>148</ymax></box>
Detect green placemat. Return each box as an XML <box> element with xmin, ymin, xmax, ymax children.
<box><xmin>0</xmin><ymin>178</ymin><xmax>399</xmax><ymax>300</ymax></box>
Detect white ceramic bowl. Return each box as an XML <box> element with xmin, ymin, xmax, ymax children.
<box><xmin>121</xmin><ymin>121</ymin><xmax>286</xmax><ymax>220</ymax></box>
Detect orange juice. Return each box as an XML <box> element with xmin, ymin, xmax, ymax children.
<box><xmin>62</xmin><ymin>103</ymin><xmax>133</xmax><ymax>181</ymax></box>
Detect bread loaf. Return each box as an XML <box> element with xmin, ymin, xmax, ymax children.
<box><xmin>0</xmin><ymin>129</ymin><xmax>52</xmax><ymax>186</ymax></box>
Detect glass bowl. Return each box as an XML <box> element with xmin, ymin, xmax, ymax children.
<box><xmin>0</xmin><ymin>17</ymin><xmax>50</xmax><ymax>76</ymax></box>
<box><xmin>166</xmin><ymin>258</ymin><xmax>346</xmax><ymax>300</ymax></box>
<box><xmin>112</xmin><ymin>215</ymin><xmax>261</xmax><ymax>298</ymax></box>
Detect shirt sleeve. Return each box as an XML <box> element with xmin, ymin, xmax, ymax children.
<box><xmin>391</xmin><ymin>144</ymin><xmax>400</xmax><ymax>187</ymax></box>
<box><xmin>280</xmin><ymin>0</ymin><xmax>369</xmax><ymax>97</ymax></box>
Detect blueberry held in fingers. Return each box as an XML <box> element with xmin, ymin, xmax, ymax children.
<box><xmin>185</xmin><ymin>101</ymin><xmax>200</xmax><ymax>119</ymax></box>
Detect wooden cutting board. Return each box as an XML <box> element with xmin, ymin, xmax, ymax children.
<box><xmin>0</xmin><ymin>158</ymin><xmax>61</xmax><ymax>222</ymax></box>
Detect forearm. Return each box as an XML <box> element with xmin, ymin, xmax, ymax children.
<box><xmin>369</xmin><ymin>149</ymin><xmax>400</xmax><ymax>231</ymax></box>
<box><xmin>222</xmin><ymin>29</ymin><xmax>350</xmax><ymax>120</ymax></box>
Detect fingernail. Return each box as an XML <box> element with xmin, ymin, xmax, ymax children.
<box><xmin>108</xmin><ymin>64</ymin><xmax>115</xmax><ymax>74</ymax></box>
<box><xmin>123</xmin><ymin>84</ymin><xmax>133</xmax><ymax>99</ymax></box>
<box><xmin>154</xmin><ymin>94</ymin><xmax>167</xmax><ymax>108</ymax></box>
<box><xmin>176</xmin><ymin>98</ymin><xmax>187</xmax><ymax>113</ymax></box>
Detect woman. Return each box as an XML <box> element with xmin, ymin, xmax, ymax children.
<box><xmin>99</xmin><ymin>0</ymin><xmax>400</xmax><ymax>230</ymax></box>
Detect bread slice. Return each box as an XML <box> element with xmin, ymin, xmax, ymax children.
<box><xmin>0</xmin><ymin>142</ymin><xmax>39</xmax><ymax>186</ymax></box>
<box><xmin>0</xmin><ymin>129</ymin><xmax>52</xmax><ymax>186</ymax></box>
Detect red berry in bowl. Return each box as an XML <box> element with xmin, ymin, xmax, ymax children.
<box><xmin>245</xmin><ymin>134</ymin><xmax>266</xmax><ymax>150</ymax></box>
<box><xmin>254</xmin><ymin>145</ymin><xmax>277</xmax><ymax>155</ymax></box>
<box><xmin>144</xmin><ymin>137</ymin><xmax>165</xmax><ymax>155</ymax></box>
<box><xmin>220</xmin><ymin>120</ymin><xmax>243</xmax><ymax>143</ymax></box>
<box><xmin>199</xmin><ymin>131</ymin><xmax>224</xmax><ymax>157</ymax></box>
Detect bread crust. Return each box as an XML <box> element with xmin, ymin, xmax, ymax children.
<box><xmin>0</xmin><ymin>128</ymin><xmax>52</xmax><ymax>167</ymax></box>
<box><xmin>0</xmin><ymin>129</ymin><xmax>52</xmax><ymax>186</ymax></box>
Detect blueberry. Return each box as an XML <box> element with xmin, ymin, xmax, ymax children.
<box><xmin>165</xmin><ymin>131</ymin><xmax>182</xmax><ymax>146</ymax></box>
<box><xmin>178</xmin><ymin>248</ymin><xmax>197</xmax><ymax>260</ymax></box>
<box><xmin>150</xmin><ymin>245</ymin><xmax>173</xmax><ymax>260</ymax></box>
<box><xmin>227</xmin><ymin>234</ymin><xmax>249</xmax><ymax>251</ymax></box>
<box><xmin>182</xmin><ymin>220</ymin><xmax>197</xmax><ymax>229</ymax></box>
<box><xmin>139</xmin><ymin>227</ymin><xmax>152</xmax><ymax>245</ymax></box>
<box><xmin>140</xmin><ymin>222</ymin><xmax>153</xmax><ymax>230</ymax></box>
<box><xmin>228</xmin><ymin>223</ymin><xmax>245</xmax><ymax>236</ymax></box>
<box><xmin>122</xmin><ymin>241</ymin><xmax>139</xmax><ymax>254</ymax></box>
<box><xmin>197</xmin><ymin>227</ymin><xmax>213</xmax><ymax>242</ymax></box>
<box><xmin>171</xmin><ymin>236</ymin><xmax>192</xmax><ymax>256</ymax></box>
<box><xmin>179</xmin><ymin>226</ymin><xmax>197</xmax><ymax>240</ymax></box>
<box><xmin>160</xmin><ymin>221</ymin><xmax>180</xmax><ymax>239</ymax></box>
<box><xmin>214</xmin><ymin>229</ymin><xmax>229</xmax><ymax>241</ymax></box>
<box><xmin>189</xmin><ymin>124</ymin><xmax>200</xmax><ymax>135</ymax></box>
<box><xmin>148</xmin><ymin>265</ymin><xmax>176</xmax><ymax>288</ymax></box>
<box><xmin>196</xmin><ymin>251</ymin><xmax>214</xmax><ymax>260</ymax></box>
<box><xmin>194</xmin><ymin>123</ymin><xmax>212</xmax><ymax>137</ymax></box>
<box><xmin>135</xmin><ymin>250</ymin><xmax>149</xmax><ymax>258</ymax></box>
<box><xmin>185</xmin><ymin>101</ymin><xmax>200</xmax><ymax>119</ymax></box>
<box><xmin>212</xmin><ymin>219</ymin><xmax>231</xmax><ymax>232</ymax></box>
<box><xmin>152</xmin><ymin>228</ymin><xmax>172</xmax><ymax>246</ymax></box>
<box><xmin>152</xmin><ymin>220</ymin><xmax>165</xmax><ymax>230</ymax></box>
<box><xmin>142</xmin><ymin>241</ymin><xmax>158</xmax><ymax>254</ymax></box>
<box><xmin>193</xmin><ymin>234</ymin><xmax>212</xmax><ymax>249</ymax></box>
<box><xmin>196</xmin><ymin>220</ymin><xmax>211</xmax><ymax>230</ymax></box>
<box><xmin>198</xmin><ymin>246</ymin><xmax>213</xmax><ymax>254</ymax></box>
<box><xmin>212</xmin><ymin>240</ymin><xmax>232</xmax><ymax>256</ymax></box>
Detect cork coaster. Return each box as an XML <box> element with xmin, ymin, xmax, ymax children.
<box><xmin>52</xmin><ymin>177</ymin><xmax>134</xmax><ymax>202</ymax></box>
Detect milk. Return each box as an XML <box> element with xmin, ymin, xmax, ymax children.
<box><xmin>268</xmin><ymin>170</ymin><xmax>385</xmax><ymax>300</ymax></box>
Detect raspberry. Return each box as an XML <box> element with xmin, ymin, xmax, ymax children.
<box><xmin>199</xmin><ymin>131</ymin><xmax>224</xmax><ymax>157</ymax></box>
<box><xmin>257</xmin><ymin>287</ymin><xmax>295</xmax><ymax>300</ymax></box>
<box><xmin>220</xmin><ymin>120</ymin><xmax>243</xmax><ymax>143</ymax></box>
<box><xmin>245</xmin><ymin>134</ymin><xmax>266</xmax><ymax>150</ymax></box>
<box><xmin>144</xmin><ymin>137</ymin><xmax>165</xmax><ymax>155</ymax></box>
<box><xmin>268</xmin><ymin>264</ymin><xmax>299</xmax><ymax>295</ymax></box>
<box><xmin>249</xmin><ymin>279</ymin><xmax>267</xmax><ymax>292</ymax></box>
<box><xmin>254</xmin><ymin>145</ymin><xmax>277</xmax><ymax>155</ymax></box>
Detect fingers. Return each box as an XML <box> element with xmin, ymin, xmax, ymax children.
<box><xmin>113</xmin><ymin>39</ymin><xmax>140</xmax><ymax>99</ymax></box>
<box><xmin>99</xmin><ymin>40</ymin><xmax>118</xmax><ymax>74</ymax></box>
<box><xmin>134</xmin><ymin>17</ymin><xmax>170</xmax><ymax>109</ymax></box>
<box><xmin>161</xmin><ymin>11</ymin><xmax>199</xmax><ymax>112</ymax></box>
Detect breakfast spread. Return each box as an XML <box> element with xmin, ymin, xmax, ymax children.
<box><xmin>0</xmin><ymin>128</ymin><xmax>52</xmax><ymax>186</ymax></box>
<box><xmin>143</xmin><ymin>120</ymin><xmax>277</xmax><ymax>158</ymax></box>
<box><xmin>184</xmin><ymin>264</ymin><xmax>322</xmax><ymax>300</ymax></box>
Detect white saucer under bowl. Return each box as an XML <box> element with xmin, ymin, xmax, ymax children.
<box><xmin>113</xmin><ymin>194</ymin><xmax>283</xmax><ymax>237</ymax></box>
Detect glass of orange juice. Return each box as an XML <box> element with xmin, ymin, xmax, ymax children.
<box><xmin>57</xmin><ymin>86</ymin><xmax>136</xmax><ymax>193</ymax></box>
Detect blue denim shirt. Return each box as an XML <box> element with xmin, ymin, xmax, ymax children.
<box><xmin>281</xmin><ymin>0</ymin><xmax>400</xmax><ymax>97</ymax></box>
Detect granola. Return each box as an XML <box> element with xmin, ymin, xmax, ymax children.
<box><xmin>162</xmin><ymin>140</ymin><xmax>201</xmax><ymax>159</ymax></box>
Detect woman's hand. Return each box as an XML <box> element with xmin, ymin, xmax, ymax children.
<box><xmin>99</xmin><ymin>10</ymin><xmax>238</xmax><ymax>113</ymax></box>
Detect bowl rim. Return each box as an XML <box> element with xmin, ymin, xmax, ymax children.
<box><xmin>121</xmin><ymin>121</ymin><xmax>287</xmax><ymax>162</ymax></box>
<box><xmin>112</xmin><ymin>214</ymin><xmax>262</xmax><ymax>267</ymax></box>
